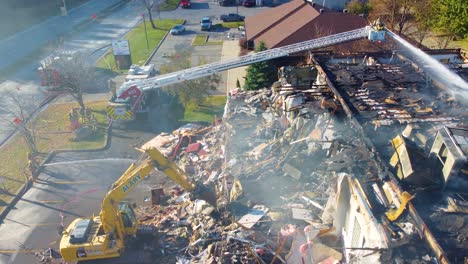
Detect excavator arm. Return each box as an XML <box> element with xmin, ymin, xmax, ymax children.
<box><xmin>99</xmin><ymin>157</ymin><xmax>155</xmax><ymax>245</ymax></box>
<box><xmin>144</xmin><ymin>147</ymin><xmax>194</xmax><ymax>191</ymax></box>
<box><xmin>99</xmin><ymin>146</ymin><xmax>215</xmax><ymax>243</ymax></box>
<box><xmin>143</xmin><ymin>147</ymin><xmax>217</xmax><ymax>205</ymax></box>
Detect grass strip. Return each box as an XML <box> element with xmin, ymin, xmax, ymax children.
<box><xmin>221</xmin><ymin>21</ymin><xmax>244</xmax><ymax>28</ymax></box>
<box><xmin>193</xmin><ymin>35</ymin><xmax>223</xmax><ymax>46</ymax></box>
<box><xmin>181</xmin><ymin>95</ymin><xmax>227</xmax><ymax>123</ymax></box>
<box><xmin>160</xmin><ymin>0</ymin><xmax>181</xmax><ymax>11</ymax></box>
<box><xmin>0</xmin><ymin>100</ymin><xmax>109</xmax><ymax>212</ymax></box>
<box><xmin>96</xmin><ymin>19</ymin><xmax>183</xmax><ymax>72</ymax></box>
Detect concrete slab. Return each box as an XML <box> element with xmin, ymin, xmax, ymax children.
<box><xmin>221</xmin><ymin>40</ymin><xmax>247</xmax><ymax>94</ymax></box>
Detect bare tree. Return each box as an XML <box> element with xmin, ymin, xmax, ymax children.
<box><xmin>369</xmin><ymin>0</ymin><xmax>423</xmax><ymax>35</ymax></box>
<box><xmin>410</xmin><ymin>0</ymin><xmax>433</xmax><ymax>48</ymax></box>
<box><xmin>411</xmin><ymin>23</ymin><xmax>430</xmax><ymax>48</ymax></box>
<box><xmin>434</xmin><ymin>35</ymin><xmax>452</xmax><ymax>49</ymax></box>
<box><xmin>0</xmin><ymin>92</ymin><xmax>38</xmax><ymax>155</ymax></box>
<box><xmin>142</xmin><ymin>0</ymin><xmax>157</xmax><ymax>29</ymax></box>
<box><xmin>51</xmin><ymin>52</ymin><xmax>94</xmax><ymax>111</ymax></box>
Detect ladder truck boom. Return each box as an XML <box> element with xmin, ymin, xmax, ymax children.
<box><xmin>108</xmin><ymin>22</ymin><xmax>385</xmax><ymax>121</ymax></box>
<box><xmin>123</xmin><ymin>26</ymin><xmax>382</xmax><ymax>92</ymax></box>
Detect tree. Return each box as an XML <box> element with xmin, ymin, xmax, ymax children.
<box><xmin>51</xmin><ymin>52</ymin><xmax>94</xmax><ymax>111</ymax></box>
<box><xmin>434</xmin><ymin>35</ymin><xmax>452</xmax><ymax>49</ymax></box>
<box><xmin>428</xmin><ymin>0</ymin><xmax>468</xmax><ymax>39</ymax></box>
<box><xmin>409</xmin><ymin>0</ymin><xmax>432</xmax><ymax>47</ymax></box>
<box><xmin>411</xmin><ymin>23</ymin><xmax>430</xmax><ymax>48</ymax></box>
<box><xmin>159</xmin><ymin>44</ymin><xmax>221</xmax><ymax>107</ymax></box>
<box><xmin>346</xmin><ymin>0</ymin><xmax>372</xmax><ymax>16</ymax></box>
<box><xmin>0</xmin><ymin>92</ymin><xmax>38</xmax><ymax>155</ymax></box>
<box><xmin>369</xmin><ymin>0</ymin><xmax>421</xmax><ymax>35</ymax></box>
<box><xmin>142</xmin><ymin>0</ymin><xmax>157</xmax><ymax>29</ymax></box>
<box><xmin>243</xmin><ymin>42</ymin><xmax>277</xmax><ymax>91</ymax></box>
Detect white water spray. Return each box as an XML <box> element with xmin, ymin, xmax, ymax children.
<box><xmin>387</xmin><ymin>31</ymin><xmax>468</xmax><ymax>100</ymax></box>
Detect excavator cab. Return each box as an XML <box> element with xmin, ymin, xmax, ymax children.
<box><xmin>119</xmin><ymin>202</ymin><xmax>138</xmax><ymax>234</ymax></box>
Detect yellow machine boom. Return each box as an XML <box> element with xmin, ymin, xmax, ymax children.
<box><xmin>59</xmin><ymin>147</ymin><xmax>201</xmax><ymax>262</ymax></box>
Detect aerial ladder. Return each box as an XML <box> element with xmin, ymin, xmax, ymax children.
<box><xmin>107</xmin><ymin>22</ymin><xmax>386</xmax><ymax>121</ymax></box>
<box><xmin>59</xmin><ymin>143</ymin><xmax>216</xmax><ymax>262</ymax></box>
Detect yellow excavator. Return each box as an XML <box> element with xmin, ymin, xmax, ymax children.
<box><xmin>59</xmin><ymin>144</ymin><xmax>216</xmax><ymax>262</ymax></box>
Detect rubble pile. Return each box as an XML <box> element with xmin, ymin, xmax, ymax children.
<box><xmin>133</xmin><ymin>69</ymin><xmax>437</xmax><ymax>263</ymax></box>
<box><xmin>131</xmin><ymin>53</ymin><xmax>468</xmax><ymax>263</ymax></box>
<box><xmin>320</xmin><ymin>54</ymin><xmax>468</xmax><ymax>263</ymax></box>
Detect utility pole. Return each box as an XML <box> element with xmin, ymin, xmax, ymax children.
<box><xmin>142</xmin><ymin>14</ymin><xmax>150</xmax><ymax>51</ymax></box>
<box><xmin>236</xmin><ymin>0</ymin><xmax>239</xmax><ymax>15</ymax></box>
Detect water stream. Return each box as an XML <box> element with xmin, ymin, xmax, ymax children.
<box><xmin>387</xmin><ymin>31</ymin><xmax>468</xmax><ymax>100</ymax></box>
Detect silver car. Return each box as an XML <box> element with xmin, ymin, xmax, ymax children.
<box><xmin>170</xmin><ymin>24</ymin><xmax>185</xmax><ymax>35</ymax></box>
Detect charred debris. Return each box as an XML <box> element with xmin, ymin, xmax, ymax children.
<box><xmin>134</xmin><ymin>50</ymin><xmax>468</xmax><ymax>264</ymax></box>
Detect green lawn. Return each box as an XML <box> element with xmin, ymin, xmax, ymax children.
<box><xmin>182</xmin><ymin>95</ymin><xmax>227</xmax><ymax>123</ymax></box>
<box><xmin>160</xmin><ymin>0</ymin><xmax>180</xmax><ymax>11</ymax></box>
<box><xmin>192</xmin><ymin>35</ymin><xmax>223</xmax><ymax>46</ymax></box>
<box><xmin>222</xmin><ymin>21</ymin><xmax>244</xmax><ymax>28</ymax></box>
<box><xmin>193</xmin><ymin>35</ymin><xmax>208</xmax><ymax>45</ymax></box>
<box><xmin>96</xmin><ymin>19</ymin><xmax>184</xmax><ymax>72</ymax></box>
<box><xmin>0</xmin><ymin>101</ymin><xmax>109</xmax><ymax>212</ymax></box>
<box><xmin>449</xmin><ymin>38</ymin><xmax>468</xmax><ymax>50</ymax></box>
<box><xmin>35</xmin><ymin>101</ymin><xmax>109</xmax><ymax>151</ymax></box>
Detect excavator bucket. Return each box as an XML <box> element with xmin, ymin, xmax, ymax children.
<box><xmin>193</xmin><ymin>182</ymin><xmax>217</xmax><ymax>207</ymax></box>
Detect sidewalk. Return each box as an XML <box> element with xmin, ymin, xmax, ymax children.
<box><xmin>0</xmin><ymin>0</ymin><xmax>126</xmax><ymax>73</ymax></box>
<box><xmin>221</xmin><ymin>40</ymin><xmax>247</xmax><ymax>94</ymax></box>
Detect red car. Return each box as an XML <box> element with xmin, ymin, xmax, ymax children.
<box><xmin>180</xmin><ymin>0</ymin><xmax>191</xmax><ymax>8</ymax></box>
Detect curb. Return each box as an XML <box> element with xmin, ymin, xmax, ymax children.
<box><xmin>144</xmin><ymin>19</ymin><xmax>186</xmax><ymax>66</ymax></box>
<box><xmin>144</xmin><ymin>31</ymin><xmax>171</xmax><ymax>66</ymax></box>
<box><xmin>0</xmin><ymin>120</ymin><xmax>113</xmax><ymax>224</ymax></box>
<box><xmin>0</xmin><ymin>94</ymin><xmax>57</xmax><ymax>148</ymax></box>
<box><xmin>0</xmin><ymin>0</ymin><xmax>129</xmax><ymax>78</ymax></box>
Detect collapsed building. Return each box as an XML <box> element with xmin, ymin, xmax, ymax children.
<box><xmin>131</xmin><ymin>48</ymin><xmax>467</xmax><ymax>264</ymax></box>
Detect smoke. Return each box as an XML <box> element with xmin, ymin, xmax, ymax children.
<box><xmin>387</xmin><ymin>31</ymin><xmax>468</xmax><ymax>101</ymax></box>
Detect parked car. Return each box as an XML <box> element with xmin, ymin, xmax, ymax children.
<box><xmin>218</xmin><ymin>0</ymin><xmax>235</xmax><ymax>6</ymax></box>
<box><xmin>242</xmin><ymin>0</ymin><xmax>256</xmax><ymax>7</ymax></box>
<box><xmin>200</xmin><ymin>17</ymin><xmax>212</xmax><ymax>31</ymax></box>
<box><xmin>170</xmin><ymin>24</ymin><xmax>185</xmax><ymax>35</ymax></box>
<box><xmin>220</xmin><ymin>13</ymin><xmax>245</xmax><ymax>22</ymax></box>
<box><xmin>180</xmin><ymin>0</ymin><xmax>191</xmax><ymax>8</ymax></box>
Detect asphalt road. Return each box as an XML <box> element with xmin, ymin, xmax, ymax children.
<box><xmin>0</xmin><ymin>1</ymin><xmax>271</xmax><ymax>263</ymax></box>
<box><xmin>0</xmin><ymin>0</ymin><xmax>142</xmax><ymax>144</ymax></box>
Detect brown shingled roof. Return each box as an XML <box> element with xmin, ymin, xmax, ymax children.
<box><xmin>244</xmin><ymin>0</ymin><xmax>317</xmax><ymax>42</ymax></box>
<box><xmin>245</xmin><ymin>0</ymin><xmax>367</xmax><ymax>49</ymax></box>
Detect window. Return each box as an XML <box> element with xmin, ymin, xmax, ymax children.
<box><xmin>438</xmin><ymin>144</ymin><xmax>448</xmax><ymax>164</ymax></box>
<box><xmin>121</xmin><ymin>205</ymin><xmax>137</xmax><ymax>228</ymax></box>
<box><xmin>351</xmin><ymin>217</ymin><xmax>361</xmax><ymax>248</ymax></box>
